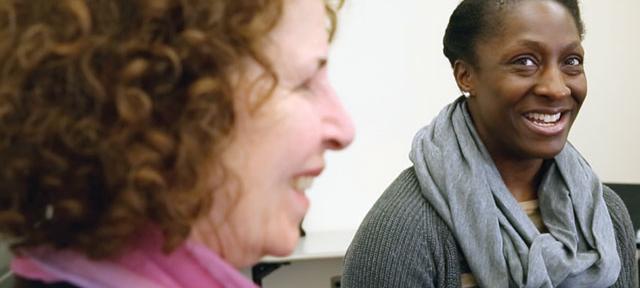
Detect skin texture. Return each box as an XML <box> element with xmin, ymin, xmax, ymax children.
<box><xmin>454</xmin><ymin>0</ymin><xmax>587</xmax><ymax>201</ymax></box>
<box><xmin>190</xmin><ymin>0</ymin><xmax>354</xmax><ymax>267</ymax></box>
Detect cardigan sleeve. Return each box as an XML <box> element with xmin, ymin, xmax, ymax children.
<box><xmin>602</xmin><ymin>185</ymin><xmax>639</xmax><ymax>288</ymax></box>
<box><xmin>342</xmin><ymin>169</ymin><xmax>435</xmax><ymax>288</ymax></box>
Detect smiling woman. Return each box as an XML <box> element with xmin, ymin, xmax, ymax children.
<box><xmin>454</xmin><ymin>2</ymin><xmax>587</xmax><ymax>170</ymax></box>
<box><xmin>456</xmin><ymin>0</ymin><xmax>588</xmax><ymax>195</ymax></box>
<box><xmin>0</xmin><ymin>0</ymin><xmax>353</xmax><ymax>287</ymax></box>
<box><xmin>191</xmin><ymin>0</ymin><xmax>354</xmax><ymax>267</ymax></box>
<box><xmin>342</xmin><ymin>0</ymin><xmax>638</xmax><ymax>287</ymax></box>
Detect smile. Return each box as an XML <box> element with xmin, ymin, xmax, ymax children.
<box><xmin>292</xmin><ymin>176</ymin><xmax>315</xmax><ymax>192</ymax></box>
<box><xmin>291</xmin><ymin>176</ymin><xmax>312</xmax><ymax>215</ymax></box>
<box><xmin>524</xmin><ymin>112</ymin><xmax>561</xmax><ymax>126</ymax></box>
<box><xmin>522</xmin><ymin>111</ymin><xmax>569</xmax><ymax>136</ymax></box>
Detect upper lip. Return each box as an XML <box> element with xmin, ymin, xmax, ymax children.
<box><xmin>522</xmin><ymin>107</ymin><xmax>571</xmax><ymax>115</ymax></box>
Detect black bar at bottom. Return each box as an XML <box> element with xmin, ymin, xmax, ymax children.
<box><xmin>251</xmin><ymin>262</ymin><xmax>290</xmax><ymax>286</ymax></box>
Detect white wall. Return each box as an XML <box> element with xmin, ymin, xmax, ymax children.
<box><xmin>570</xmin><ymin>1</ymin><xmax>640</xmax><ymax>183</ymax></box>
<box><xmin>302</xmin><ymin>0</ymin><xmax>640</xmax><ymax>234</ymax></box>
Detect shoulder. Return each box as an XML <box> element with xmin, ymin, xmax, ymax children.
<box><xmin>601</xmin><ymin>185</ymin><xmax>639</xmax><ymax>288</ymax></box>
<box><xmin>360</xmin><ymin>167</ymin><xmax>428</xmax><ymax>226</ymax></box>
<box><xmin>342</xmin><ymin>168</ymin><xmax>454</xmax><ymax>287</ymax></box>
<box><xmin>347</xmin><ymin>168</ymin><xmax>430</xmax><ymax>251</ymax></box>
<box><xmin>601</xmin><ymin>185</ymin><xmax>634</xmax><ymax>255</ymax></box>
<box><xmin>602</xmin><ymin>185</ymin><xmax>634</xmax><ymax>233</ymax></box>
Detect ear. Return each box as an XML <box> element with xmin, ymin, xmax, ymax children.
<box><xmin>453</xmin><ymin>60</ymin><xmax>476</xmax><ymax>96</ymax></box>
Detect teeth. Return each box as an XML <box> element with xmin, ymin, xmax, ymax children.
<box><xmin>525</xmin><ymin>112</ymin><xmax>561</xmax><ymax>124</ymax></box>
<box><xmin>293</xmin><ymin>176</ymin><xmax>314</xmax><ymax>192</ymax></box>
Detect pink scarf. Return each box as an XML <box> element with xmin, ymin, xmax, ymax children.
<box><xmin>11</xmin><ymin>229</ymin><xmax>258</xmax><ymax>288</ymax></box>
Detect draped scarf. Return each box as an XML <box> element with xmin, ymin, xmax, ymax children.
<box><xmin>410</xmin><ymin>96</ymin><xmax>620</xmax><ymax>287</ymax></box>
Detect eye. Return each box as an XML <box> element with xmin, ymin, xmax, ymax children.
<box><xmin>564</xmin><ymin>55</ymin><xmax>583</xmax><ymax>66</ymax></box>
<box><xmin>512</xmin><ymin>56</ymin><xmax>537</xmax><ymax>67</ymax></box>
<box><xmin>562</xmin><ymin>55</ymin><xmax>584</xmax><ymax>75</ymax></box>
<box><xmin>295</xmin><ymin>79</ymin><xmax>312</xmax><ymax>92</ymax></box>
<box><xmin>509</xmin><ymin>55</ymin><xmax>538</xmax><ymax>75</ymax></box>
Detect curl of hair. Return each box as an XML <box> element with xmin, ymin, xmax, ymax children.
<box><xmin>443</xmin><ymin>0</ymin><xmax>584</xmax><ymax>67</ymax></box>
<box><xmin>0</xmin><ymin>0</ymin><xmax>344</xmax><ymax>259</ymax></box>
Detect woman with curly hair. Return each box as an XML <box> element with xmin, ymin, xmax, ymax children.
<box><xmin>0</xmin><ymin>0</ymin><xmax>354</xmax><ymax>286</ymax></box>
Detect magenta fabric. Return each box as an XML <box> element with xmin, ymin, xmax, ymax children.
<box><xmin>11</xmin><ymin>228</ymin><xmax>258</xmax><ymax>288</ymax></box>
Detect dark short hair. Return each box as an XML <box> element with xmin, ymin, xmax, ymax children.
<box><xmin>443</xmin><ymin>0</ymin><xmax>584</xmax><ymax>67</ymax></box>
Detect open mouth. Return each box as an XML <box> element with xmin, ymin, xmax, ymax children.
<box><xmin>290</xmin><ymin>176</ymin><xmax>312</xmax><ymax>215</ymax></box>
<box><xmin>524</xmin><ymin>112</ymin><xmax>561</xmax><ymax>126</ymax></box>
<box><xmin>292</xmin><ymin>176</ymin><xmax>315</xmax><ymax>193</ymax></box>
<box><xmin>522</xmin><ymin>111</ymin><xmax>568</xmax><ymax>136</ymax></box>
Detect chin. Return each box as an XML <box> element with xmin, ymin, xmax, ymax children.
<box><xmin>266</xmin><ymin>228</ymin><xmax>301</xmax><ymax>257</ymax></box>
<box><xmin>538</xmin><ymin>151</ymin><xmax>562</xmax><ymax>160</ymax></box>
<box><xmin>527</xmin><ymin>141</ymin><xmax>567</xmax><ymax>160</ymax></box>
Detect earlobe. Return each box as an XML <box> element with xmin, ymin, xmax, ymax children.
<box><xmin>453</xmin><ymin>60</ymin><xmax>475</xmax><ymax>96</ymax></box>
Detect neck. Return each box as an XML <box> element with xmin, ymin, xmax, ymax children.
<box><xmin>492</xmin><ymin>155</ymin><xmax>545</xmax><ymax>202</ymax></box>
<box><xmin>465</xmin><ymin>100</ymin><xmax>545</xmax><ymax>202</ymax></box>
<box><xmin>189</xmin><ymin>213</ymin><xmax>260</xmax><ymax>268</ymax></box>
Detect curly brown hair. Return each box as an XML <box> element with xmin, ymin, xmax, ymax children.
<box><xmin>0</xmin><ymin>0</ymin><xmax>343</xmax><ymax>259</ymax></box>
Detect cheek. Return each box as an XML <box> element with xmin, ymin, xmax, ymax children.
<box><xmin>249</xmin><ymin>117</ymin><xmax>322</xmax><ymax>195</ymax></box>
<box><xmin>290</xmin><ymin>122</ymin><xmax>321</xmax><ymax>150</ymax></box>
<box><xmin>277</xmin><ymin>104</ymin><xmax>324</xmax><ymax>156</ymax></box>
<box><xmin>478</xmin><ymin>86</ymin><xmax>526</xmax><ymax>134</ymax></box>
<box><xmin>477</xmin><ymin>79</ymin><xmax>523</xmax><ymax>109</ymax></box>
<box><xmin>571</xmin><ymin>80</ymin><xmax>587</xmax><ymax>106</ymax></box>
<box><xmin>500</xmin><ymin>79</ymin><xmax>532</xmax><ymax>102</ymax></box>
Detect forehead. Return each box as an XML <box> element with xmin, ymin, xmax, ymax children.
<box><xmin>491</xmin><ymin>0</ymin><xmax>580</xmax><ymax>43</ymax></box>
<box><xmin>262</xmin><ymin>0</ymin><xmax>328</xmax><ymax>70</ymax></box>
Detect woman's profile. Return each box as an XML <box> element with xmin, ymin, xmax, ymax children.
<box><xmin>0</xmin><ymin>0</ymin><xmax>354</xmax><ymax>287</ymax></box>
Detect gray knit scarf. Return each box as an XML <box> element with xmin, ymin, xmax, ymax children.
<box><xmin>410</xmin><ymin>97</ymin><xmax>621</xmax><ymax>287</ymax></box>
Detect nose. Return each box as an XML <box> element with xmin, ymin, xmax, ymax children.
<box><xmin>533</xmin><ymin>65</ymin><xmax>571</xmax><ymax>99</ymax></box>
<box><xmin>321</xmin><ymin>83</ymin><xmax>355</xmax><ymax>151</ymax></box>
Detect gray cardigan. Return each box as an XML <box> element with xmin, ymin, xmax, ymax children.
<box><xmin>342</xmin><ymin>168</ymin><xmax>639</xmax><ymax>288</ymax></box>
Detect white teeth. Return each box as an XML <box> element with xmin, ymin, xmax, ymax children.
<box><xmin>525</xmin><ymin>112</ymin><xmax>561</xmax><ymax>124</ymax></box>
<box><xmin>293</xmin><ymin>176</ymin><xmax>314</xmax><ymax>192</ymax></box>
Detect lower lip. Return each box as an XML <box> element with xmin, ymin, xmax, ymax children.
<box><xmin>521</xmin><ymin>112</ymin><xmax>570</xmax><ymax>136</ymax></box>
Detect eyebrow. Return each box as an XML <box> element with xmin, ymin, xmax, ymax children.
<box><xmin>315</xmin><ymin>58</ymin><xmax>328</xmax><ymax>71</ymax></box>
<box><xmin>299</xmin><ymin>58</ymin><xmax>326</xmax><ymax>80</ymax></box>
<box><xmin>514</xmin><ymin>39</ymin><xmax>583</xmax><ymax>52</ymax></box>
<box><xmin>295</xmin><ymin>57</ymin><xmax>327</xmax><ymax>82</ymax></box>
